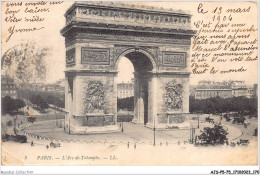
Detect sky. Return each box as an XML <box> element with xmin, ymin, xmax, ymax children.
<box><xmin>116</xmin><ymin>57</ymin><xmax>134</xmax><ymax>83</ymax></box>
<box><xmin>1</xmin><ymin>1</ymin><xmax>258</xmax><ymax>85</ymax></box>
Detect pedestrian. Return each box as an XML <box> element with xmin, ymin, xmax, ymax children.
<box><xmin>226</xmin><ymin>140</ymin><xmax>229</xmax><ymax>146</ymax></box>
<box><xmin>160</xmin><ymin>142</ymin><xmax>162</xmax><ymax>146</ymax></box>
<box><xmin>166</xmin><ymin>142</ymin><xmax>168</xmax><ymax>146</ymax></box>
<box><xmin>244</xmin><ymin>123</ymin><xmax>247</xmax><ymax>128</ymax></box>
<box><xmin>31</xmin><ymin>141</ymin><xmax>34</xmax><ymax>147</ymax></box>
<box><xmin>46</xmin><ymin>145</ymin><xmax>49</xmax><ymax>150</ymax></box>
<box><xmin>134</xmin><ymin>143</ymin><xmax>136</xmax><ymax>149</ymax></box>
<box><xmin>127</xmin><ymin>142</ymin><xmax>129</xmax><ymax>148</ymax></box>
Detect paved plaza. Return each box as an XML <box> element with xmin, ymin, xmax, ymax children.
<box><xmin>3</xmin><ymin>112</ymin><xmax>257</xmax><ymax>145</ymax></box>
<box><xmin>2</xmin><ymin>113</ymin><xmax>258</xmax><ymax>165</ymax></box>
<box><xmin>22</xmin><ymin>118</ymin><xmax>245</xmax><ymax>145</ymax></box>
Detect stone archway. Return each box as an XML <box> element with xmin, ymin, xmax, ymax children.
<box><xmin>115</xmin><ymin>48</ymin><xmax>157</xmax><ymax>126</ymax></box>
<box><xmin>61</xmin><ymin>2</ymin><xmax>195</xmax><ymax>134</ymax></box>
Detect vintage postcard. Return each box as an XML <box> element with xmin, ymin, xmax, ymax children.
<box><xmin>1</xmin><ymin>0</ymin><xmax>259</xmax><ymax>170</ymax></box>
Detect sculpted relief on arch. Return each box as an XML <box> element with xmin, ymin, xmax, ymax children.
<box><xmin>165</xmin><ymin>81</ymin><xmax>183</xmax><ymax>112</ymax></box>
<box><xmin>85</xmin><ymin>81</ymin><xmax>105</xmax><ymax>113</ymax></box>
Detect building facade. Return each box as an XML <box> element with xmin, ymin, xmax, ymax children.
<box><xmin>194</xmin><ymin>80</ymin><xmax>256</xmax><ymax>99</ymax></box>
<box><xmin>1</xmin><ymin>76</ymin><xmax>18</xmax><ymax>99</ymax></box>
<box><xmin>21</xmin><ymin>79</ymin><xmax>65</xmax><ymax>95</ymax></box>
<box><xmin>117</xmin><ymin>80</ymin><xmax>134</xmax><ymax>99</ymax></box>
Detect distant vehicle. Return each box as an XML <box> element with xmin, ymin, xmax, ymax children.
<box><xmin>205</xmin><ymin>117</ymin><xmax>214</xmax><ymax>123</ymax></box>
<box><xmin>27</xmin><ymin>116</ymin><xmax>36</xmax><ymax>123</ymax></box>
<box><xmin>239</xmin><ymin>139</ymin><xmax>249</xmax><ymax>146</ymax></box>
<box><xmin>232</xmin><ymin>116</ymin><xmax>245</xmax><ymax>124</ymax></box>
<box><xmin>50</xmin><ymin>142</ymin><xmax>61</xmax><ymax>148</ymax></box>
<box><xmin>243</xmin><ymin>121</ymin><xmax>250</xmax><ymax>128</ymax></box>
<box><xmin>225</xmin><ymin>112</ymin><xmax>239</xmax><ymax>118</ymax></box>
<box><xmin>223</xmin><ymin>114</ymin><xmax>231</xmax><ymax>122</ymax></box>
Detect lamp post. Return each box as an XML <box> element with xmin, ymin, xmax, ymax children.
<box><xmin>64</xmin><ymin>114</ymin><xmax>65</xmax><ymax>131</ymax></box>
<box><xmin>68</xmin><ymin>117</ymin><xmax>70</xmax><ymax>134</ymax></box>
<box><xmin>219</xmin><ymin>109</ymin><xmax>222</xmax><ymax>125</ymax></box>
<box><xmin>197</xmin><ymin>100</ymin><xmax>200</xmax><ymax>129</ymax></box>
<box><xmin>153</xmin><ymin>114</ymin><xmax>156</xmax><ymax>146</ymax></box>
<box><xmin>121</xmin><ymin>122</ymin><xmax>124</xmax><ymax>132</ymax></box>
<box><xmin>197</xmin><ymin>112</ymin><xmax>200</xmax><ymax>129</ymax></box>
<box><xmin>55</xmin><ymin>111</ymin><xmax>57</xmax><ymax>127</ymax></box>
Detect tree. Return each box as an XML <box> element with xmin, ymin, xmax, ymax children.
<box><xmin>2</xmin><ymin>96</ymin><xmax>26</xmax><ymax>115</ymax></box>
<box><xmin>189</xmin><ymin>96</ymin><xmax>258</xmax><ymax>115</ymax></box>
<box><xmin>117</xmin><ymin>96</ymin><xmax>134</xmax><ymax>111</ymax></box>
<box><xmin>198</xmin><ymin>124</ymin><xmax>228</xmax><ymax>145</ymax></box>
<box><xmin>2</xmin><ymin>41</ymin><xmax>50</xmax><ymax>85</ymax></box>
<box><xmin>30</xmin><ymin>94</ymin><xmax>49</xmax><ymax>111</ymax></box>
<box><xmin>2</xmin><ymin>96</ymin><xmax>13</xmax><ymax>114</ymax></box>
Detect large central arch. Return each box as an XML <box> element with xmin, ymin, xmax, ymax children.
<box><xmin>61</xmin><ymin>2</ymin><xmax>196</xmax><ymax>134</ymax></box>
<box><xmin>115</xmin><ymin>49</ymin><xmax>156</xmax><ymax>126</ymax></box>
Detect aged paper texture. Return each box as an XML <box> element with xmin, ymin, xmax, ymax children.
<box><xmin>1</xmin><ymin>1</ymin><xmax>258</xmax><ymax>167</ymax></box>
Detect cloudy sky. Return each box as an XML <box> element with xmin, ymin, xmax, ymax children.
<box><xmin>1</xmin><ymin>1</ymin><xmax>258</xmax><ymax>85</ymax></box>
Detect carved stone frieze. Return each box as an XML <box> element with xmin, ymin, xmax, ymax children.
<box><xmin>162</xmin><ymin>52</ymin><xmax>186</xmax><ymax>67</ymax></box>
<box><xmin>66</xmin><ymin>48</ymin><xmax>76</xmax><ymax>67</ymax></box>
<box><xmin>81</xmin><ymin>48</ymin><xmax>110</xmax><ymax>65</ymax></box>
<box><xmin>74</xmin><ymin>32</ymin><xmax>190</xmax><ymax>45</ymax></box>
<box><xmin>66</xmin><ymin>9</ymin><xmax>76</xmax><ymax>25</ymax></box>
<box><xmin>66</xmin><ymin>5</ymin><xmax>191</xmax><ymax>28</ymax></box>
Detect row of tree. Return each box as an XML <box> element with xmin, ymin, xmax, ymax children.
<box><xmin>2</xmin><ymin>96</ymin><xmax>26</xmax><ymax>115</ymax></box>
<box><xmin>30</xmin><ymin>94</ymin><xmax>49</xmax><ymax>111</ymax></box>
<box><xmin>117</xmin><ymin>97</ymin><xmax>134</xmax><ymax>111</ymax></box>
<box><xmin>118</xmin><ymin>96</ymin><xmax>258</xmax><ymax>116</ymax></box>
<box><xmin>18</xmin><ymin>89</ymin><xmax>65</xmax><ymax>109</ymax></box>
<box><xmin>189</xmin><ymin>96</ymin><xmax>257</xmax><ymax>115</ymax></box>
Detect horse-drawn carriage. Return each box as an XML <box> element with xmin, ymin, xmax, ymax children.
<box><xmin>205</xmin><ymin>117</ymin><xmax>214</xmax><ymax>123</ymax></box>
<box><xmin>223</xmin><ymin>114</ymin><xmax>232</xmax><ymax>122</ymax></box>
<box><xmin>232</xmin><ymin>116</ymin><xmax>245</xmax><ymax>124</ymax></box>
<box><xmin>50</xmin><ymin>142</ymin><xmax>61</xmax><ymax>148</ymax></box>
<box><xmin>223</xmin><ymin>112</ymin><xmax>240</xmax><ymax>122</ymax></box>
<box><xmin>27</xmin><ymin>116</ymin><xmax>36</xmax><ymax>123</ymax></box>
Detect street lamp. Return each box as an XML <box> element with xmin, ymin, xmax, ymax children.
<box><xmin>153</xmin><ymin>114</ymin><xmax>157</xmax><ymax>146</ymax></box>
<box><xmin>219</xmin><ymin>109</ymin><xmax>222</xmax><ymax>125</ymax></box>
<box><xmin>68</xmin><ymin>118</ymin><xmax>71</xmax><ymax>134</ymax></box>
<box><xmin>197</xmin><ymin>112</ymin><xmax>200</xmax><ymax>129</ymax></box>
<box><xmin>55</xmin><ymin>111</ymin><xmax>57</xmax><ymax>127</ymax></box>
<box><xmin>196</xmin><ymin>99</ymin><xmax>200</xmax><ymax>128</ymax></box>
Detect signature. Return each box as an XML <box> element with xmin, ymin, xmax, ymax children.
<box><xmin>6</xmin><ymin>25</ymin><xmax>44</xmax><ymax>42</ymax></box>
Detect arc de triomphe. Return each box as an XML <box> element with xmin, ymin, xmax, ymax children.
<box><xmin>61</xmin><ymin>2</ymin><xmax>196</xmax><ymax>134</ymax></box>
